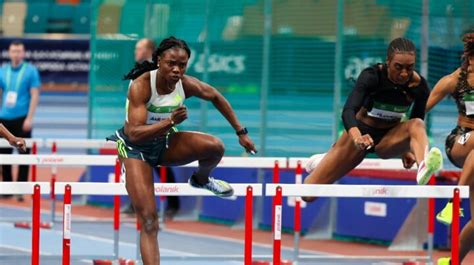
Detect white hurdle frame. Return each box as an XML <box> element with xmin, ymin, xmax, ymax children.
<box><xmin>266</xmin><ymin>184</ymin><xmax>468</xmax><ymax>265</ymax></box>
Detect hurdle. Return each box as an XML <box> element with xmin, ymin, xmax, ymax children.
<box><xmin>0</xmin><ymin>154</ymin><xmax>284</xmax><ymax>264</ymax></box>
<box><xmin>0</xmin><ymin>138</ymin><xmax>44</xmax><ymax>183</ymax></box>
<box><xmin>289</xmin><ymin>156</ymin><xmax>441</xmax><ymax>259</ymax></box>
<box><xmin>0</xmin><ymin>182</ymin><xmax>49</xmax><ymax>265</ymax></box>
<box><xmin>0</xmin><ymin>154</ymin><xmax>284</xmax><ymax>219</ymax></box>
<box><xmin>55</xmin><ymin>182</ymin><xmax>263</xmax><ymax>264</ymax></box>
<box><xmin>266</xmin><ymin>183</ymin><xmax>469</xmax><ymax>265</ymax></box>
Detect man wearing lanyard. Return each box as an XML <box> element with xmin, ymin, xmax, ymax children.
<box><xmin>120</xmin><ymin>38</ymin><xmax>181</xmax><ymax>218</ymax></box>
<box><xmin>0</xmin><ymin>41</ymin><xmax>40</xmax><ymax>201</ymax></box>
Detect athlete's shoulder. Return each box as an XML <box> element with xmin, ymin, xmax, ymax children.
<box><xmin>181</xmin><ymin>74</ymin><xmax>200</xmax><ymax>86</ymax></box>
<box><xmin>439</xmin><ymin>68</ymin><xmax>461</xmax><ymax>92</ymax></box>
<box><xmin>180</xmin><ymin>74</ymin><xmax>204</xmax><ymax>91</ymax></box>
<box><xmin>129</xmin><ymin>72</ymin><xmax>151</xmax><ymax>103</ymax></box>
<box><xmin>408</xmin><ymin>71</ymin><xmax>423</xmax><ymax>88</ymax></box>
<box><xmin>132</xmin><ymin>71</ymin><xmax>151</xmax><ymax>87</ymax></box>
<box><xmin>449</xmin><ymin>68</ymin><xmax>462</xmax><ymax>81</ymax></box>
<box><xmin>354</xmin><ymin>65</ymin><xmax>380</xmax><ymax>88</ymax></box>
<box><xmin>364</xmin><ymin>64</ymin><xmax>380</xmax><ymax>75</ymax></box>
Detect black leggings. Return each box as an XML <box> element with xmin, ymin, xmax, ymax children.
<box><xmin>0</xmin><ymin>116</ymin><xmax>32</xmax><ymax>182</ymax></box>
<box><xmin>357</xmin><ymin>119</ymin><xmax>393</xmax><ymax>153</ymax></box>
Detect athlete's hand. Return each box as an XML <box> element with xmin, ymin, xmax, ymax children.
<box><xmin>401</xmin><ymin>151</ymin><xmax>416</xmax><ymax>169</ymax></box>
<box><xmin>170</xmin><ymin>106</ymin><xmax>188</xmax><ymax>125</ymax></box>
<box><xmin>353</xmin><ymin>134</ymin><xmax>374</xmax><ymax>151</ymax></box>
<box><xmin>9</xmin><ymin>137</ymin><xmax>26</xmax><ymax>153</ymax></box>
<box><xmin>238</xmin><ymin>135</ymin><xmax>257</xmax><ymax>155</ymax></box>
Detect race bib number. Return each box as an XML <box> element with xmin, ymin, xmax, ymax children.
<box><xmin>367</xmin><ymin>101</ymin><xmax>409</xmax><ymax>120</ymax></box>
<box><xmin>5</xmin><ymin>91</ymin><xmax>17</xmax><ymax>108</ymax></box>
<box><xmin>457</xmin><ymin>132</ymin><xmax>471</xmax><ymax>145</ymax></box>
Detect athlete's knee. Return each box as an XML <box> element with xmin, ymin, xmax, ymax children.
<box><xmin>407</xmin><ymin>118</ymin><xmax>425</xmax><ymax>134</ymax></box>
<box><xmin>207</xmin><ymin>137</ymin><xmax>225</xmax><ymax>157</ymax></box>
<box><xmin>138</xmin><ymin>211</ymin><xmax>159</xmax><ymax>234</ymax></box>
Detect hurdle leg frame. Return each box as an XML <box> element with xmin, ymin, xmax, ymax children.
<box><xmin>62</xmin><ymin>185</ymin><xmax>72</xmax><ymax>265</ymax></box>
<box><xmin>452</xmin><ymin>188</ymin><xmax>460</xmax><ymax>265</ymax></box>
<box><xmin>244</xmin><ymin>186</ymin><xmax>253</xmax><ymax>265</ymax></box>
<box><xmin>293</xmin><ymin>160</ymin><xmax>303</xmax><ymax>265</ymax></box>
<box><xmin>114</xmin><ymin>159</ymin><xmax>121</xmax><ymax>260</ymax></box>
<box><xmin>427</xmin><ymin>177</ymin><xmax>436</xmax><ymax>261</ymax></box>
<box><xmin>32</xmin><ymin>184</ymin><xmax>40</xmax><ymax>265</ymax></box>
<box><xmin>136</xmin><ymin>216</ymin><xmax>141</xmax><ymax>262</ymax></box>
<box><xmin>273</xmin><ymin>186</ymin><xmax>283</xmax><ymax>265</ymax></box>
<box><xmin>51</xmin><ymin>141</ymin><xmax>58</xmax><ymax>224</ymax></box>
<box><xmin>159</xmin><ymin>166</ymin><xmax>167</xmax><ymax>228</ymax></box>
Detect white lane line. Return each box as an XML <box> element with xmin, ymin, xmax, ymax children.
<box><xmin>155</xmin><ymin>226</ymin><xmax>338</xmax><ymax>256</ymax></box>
<box><xmin>0</xmin><ymin>244</ymin><xmax>52</xmax><ymax>255</ymax></box>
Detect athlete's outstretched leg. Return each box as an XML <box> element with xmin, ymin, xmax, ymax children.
<box><xmin>302</xmin><ymin>132</ymin><xmax>366</xmax><ymax>202</ymax></box>
<box><xmin>122</xmin><ymin>158</ymin><xmax>159</xmax><ymax>265</ymax></box>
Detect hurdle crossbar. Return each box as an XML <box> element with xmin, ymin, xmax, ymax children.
<box><xmin>0</xmin><ymin>154</ymin><xmax>286</xmax><ymax>168</ymax></box>
<box><xmin>288</xmin><ymin>156</ymin><xmax>412</xmax><ymax>170</ymax></box>
<box><xmin>267</xmin><ymin>184</ymin><xmax>467</xmax><ymax>265</ymax></box>
<box><xmin>266</xmin><ymin>184</ymin><xmax>469</xmax><ymax>198</ymax></box>
<box><xmin>45</xmin><ymin>139</ymin><xmax>116</xmax><ymax>149</ymax></box>
<box><xmin>0</xmin><ymin>138</ymin><xmax>44</xmax><ymax>149</ymax></box>
<box><xmin>59</xmin><ymin>183</ymin><xmax>262</xmax><ymax>265</ymax></box>
<box><xmin>0</xmin><ymin>182</ymin><xmax>50</xmax><ymax>195</ymax></box>
<box><xmin>55</xmin><ymin>183</ymin><xmax>262</xmax><ymax>196</ymax></box>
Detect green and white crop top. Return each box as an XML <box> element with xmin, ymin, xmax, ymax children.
<box><xmin>126</xmin><ymin>69</ymin><xmax>185</xmax><ymax>124</ymax></box>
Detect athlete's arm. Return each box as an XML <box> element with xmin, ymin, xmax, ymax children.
<box><xmin>0</xmin><ymin>123</ymin><xmax>26</xmax><ymax>152</ymax></box>
<box><xmin>182</xmin><ymin>75</ymin><xmax>257</xmax><ymax>153</ymax></box>
<box><xmin>409</xmin><ymin>74</ymin><xmax>430</xmax><ymax>120</ymax></box>
<box><xmin>425</xmin><ymin>70</ymin><xmax>458</xmax><ymax>112</ymax></box>
<box><xmin>342</xmin><ymin>67</ymin><xmax>377</xmax><ymax>149</ymax></box>
<box><xmin>342</xmin><ymin>68</ymin><xmax>377</xmax><ymax>131</ymax></box>
<box><xmin>126</xmin><ymin>78</ymin><xmax>185</xmax><ymax>143</ymax></box>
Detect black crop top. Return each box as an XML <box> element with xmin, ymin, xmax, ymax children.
<box><xmin>342</xmin><ymin>64</ymin><xmax>430</xmax><ymax>131</ymax></box>
<box><xmin>452</xmin><ymin>68</ymin><xmax>474</xmax><ymax>118</ymax></box>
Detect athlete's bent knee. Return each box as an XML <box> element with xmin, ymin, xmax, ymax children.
<box><xmin>407</xmin><ymin>118</ymin><xmax>425</xmax><ymax>134</ymax></box>
<box><xmin>208</xmin><ymin>137</ymin><xmax>225</xmax><ymax>157</ymax></box>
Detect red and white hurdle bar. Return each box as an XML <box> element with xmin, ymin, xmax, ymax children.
<box><xmin>0</xmin><ymin>154</ymin><xmax>284</xmax><ymax>213</ymax></box>
<box><xmin>289</xmin><ymin>157</ymin><xmax>439</xmax><ymax>261</ymax></box>
<box><xmin>54</xmin><ymin>182</ymin><xmax>263</xmax><ymax>265</ymax></box>
<box><xmin>0</xmin><ymin>182</ymin><xmax>264</xmax><ymax>264</ymax></box>
<box><xmin>0</xmin><ymin>182</ymin><xmax>468</xmax><ymax>264</ymax></box>
<box><xmin>267</xmin><ymin>183</ymin><xmax>469</xmax><ymax>265</ymax></box>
